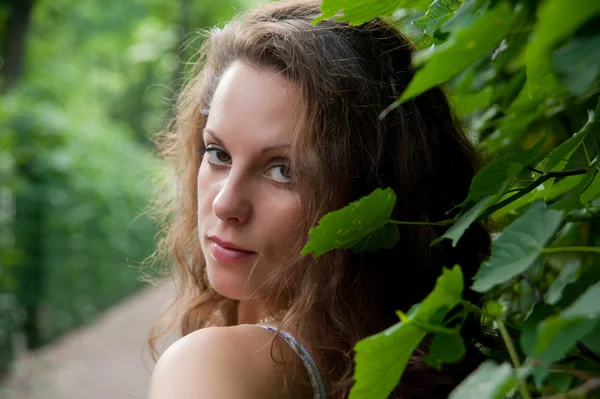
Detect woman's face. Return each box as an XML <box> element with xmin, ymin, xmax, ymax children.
<box><xmin>197</xmin><ymin>61</ymin><xmax>304</xmax><ymax>300</ymax></box>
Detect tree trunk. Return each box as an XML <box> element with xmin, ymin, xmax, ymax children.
<box><xmin>1</xmin><ymin>0</ymin><xmax>35</xmax><ymax>92</ymax></box>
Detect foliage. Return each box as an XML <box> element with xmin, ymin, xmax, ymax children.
<box><xmin>351</xmin><ymin>266</ymin><xmax>464</xmax><ymax>397</ymax></box>
<box><xmin>301</xmin><ymin>188</ymin><xmax>399</xmax><ymax>257</ymax></box>
<box><xmin>303</xmin><ymin>0</ymin><xmax>600</xmax><ymax>397</ymax></box>
<box><xmin>0</xmin><ymin>0</ymin><xmax>248</xmax><ymax>373</ymax></box>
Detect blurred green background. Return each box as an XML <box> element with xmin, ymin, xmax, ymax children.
<box><xmin>0</xmin><ymin>0</ymin><xmax>259</xmax><ymax>374</ymax></box>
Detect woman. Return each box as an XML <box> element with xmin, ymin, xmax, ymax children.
<box><xmin>147</xmin><ymin>0</ymin><xmax>491</xmax><ymax>397</ymax></box>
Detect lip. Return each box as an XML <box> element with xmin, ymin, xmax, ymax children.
<box><xmin>208</xmin><ymin>236</ymin><xmax>256</xmax><ymax>264</ymax></box>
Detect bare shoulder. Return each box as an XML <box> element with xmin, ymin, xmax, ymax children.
<box><xmin>148</xmin><ymin>325</ymin><xmax>301</xmax><ymax>399</ymax></box>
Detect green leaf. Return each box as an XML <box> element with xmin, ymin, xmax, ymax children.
<box><xmin>350</xmin><ymin>266</ymin><xmax>463</xmax><ymax>399</ymax></box>
<box><xmin>544</xmin><ymin>108</ymin><xmax>597</xmax><ymax>173</ymax></box>
<box><xmin>440</xmin><ymin>0</ymin><xmax>487</xmax><ymax>34</ymax></box>
<box><xmin>413</xmin><ymin>0</ymin><xmax>461</xmax><ymax>47</ymax></box>
<box><xmin>399</xmin><ymin>1</ymin><xmax>519</xmax><ymax>103</ymax></box>
<box><xmin>449</xmin><ymin>361</ymin><xmax>516</xmax><ymax>399</ymax></box>
<box><xmin>301</xmin><ymin>188</ymin><xmax>398</xmax><ymax>257</ymax></box>
<box><xmin>581</xmin><ymin>322</ymin><xmax>600</xmax><ymax>354</ymax></box>
<box><xmin>548</xmin><ymin>372</ymin><xmax>574</xmax><ymax>393</ymax></box>
<box><xmin>534</xmin><ymin>281</ymin><xmax>600</xmax><ymax>362</ymax></box>
<box><xmin>581</xmin><ymin>172</ymin><xmax>600</xmax><ymax>203</ymax></box>
<box><xmin>552</xmin><ymin>170</ymin><xmax>597</xmax><ymax>211</ymax></box>
<box><xmin>533</xmin><ymin>317</ymin><xmax>599</xmax><ymax>363</ymax></box>
<box><xmin>313</xmin><ymin>0</ymin><xmax>407</xmax><ymax>26</ymax></box>
<box><xmin>520</xmin><ymin>279</ymin><xmax>537</xmax><ymax>321</ymax></box>
<box><xmin>450</xmin><ymin>87</ymin><xmax>494</xmax><ymax>118</ymax></box>
<box><xmin>521</xmin><ymin>305</ymin><xmax>554</xmax><ymax>357</ymax></box>
<box><xmin>472</xmin><ymin>203</ymin><xmax>564</xmax><ymax>292</ymax></box>
<box><xmin>464</xmin><ymin>149</ymin><xmax>540</xmax><ymax>205</ymax></box>
<box><xmin>561</xmin><ymin>281</ymin><xmax>600</xmax><ymax>319</ymax></box>
<box><xmin>425</xmin><ymin>330</ymin><xmax>466</xmax><ymax>370</ymax></box>
<box><xmin>491</xmin><ymin>175</ymin><xmax>585</xmax><ymax>220</ymax></box>
<box><xmin>432</xmin><ymin>194</ymin><xmax>495</xmax><ymax>248</ymax></box>
<box><xmin>544</xmin><ymin>259</ymin><xmax>581</xmax><ymax>305</ymax></box>
<box><xmin>435</xmin><ymin>140</ymin><xmax>544</xmax><ymax>247</ymax></box>
<box><xmin>552</xmin><ymin>33</ymin><xmax>600</xmax><ymax>95</ymax></box>
<box><xmin>525</xmin><ymin>0</ymin><xmax>600</xmax><ymax>97</ymax></box>
<box><xmin>484</xmin><ymin>105</ymin><xmax>546</xmax><ymax>154</ymax></box>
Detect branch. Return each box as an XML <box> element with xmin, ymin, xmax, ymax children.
<box><xmin>530</xmin><ymin>359</ymin><xmax>596</xmax><ymax>381</ymax></box>
<box><xmin>528</xmin><ymin>166</ymin><xmax>544</xmax><ymax>174</ymax></box>
<box><xmin>484</xmin><ymin>166</ymin><xmax>591</xmax><ymax>217</ymax></box>
<box><xmin>563</xmin><ymin>213</ymin><xmax>600</xmax><ymax>224</ymax></box>
<box><xmin>577</xmin><ymin>343</ymin><xmax>600</xmax><ymax>365</ymax></box>
<box><xmin>390</xmin><ymin>219</ymin><xmax>455</xmax><ymax>227</ymax></box>
<box><xmin>539</xmin><ymin>378</ymin><xmax>600</xmax><ymax>399</ymax></box>
<box><xmin>542</xmin><ymin>246</ymin><xmax>600</xmax><ymax>255</ymax></box>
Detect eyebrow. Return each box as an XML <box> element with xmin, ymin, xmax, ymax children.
<box><xmin>203</xmin><ymin>128</ymin><xmax>291</xmax><ymax>153</ymax></box>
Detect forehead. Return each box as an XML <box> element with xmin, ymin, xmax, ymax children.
<box><xmin>205</xmin><ymin>61</ymin><xmax>304</xmax><ymax>144</ymax></box>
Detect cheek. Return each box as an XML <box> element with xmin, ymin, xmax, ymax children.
<box><xmin>261</xmin><ymin>193</ymin><xmax>303</xmax><ymax>253</ymax></box>
<box><xmin>197</xmin><ymin>164</ymin><xmax>215</xmax><ymax>217</ymax></box>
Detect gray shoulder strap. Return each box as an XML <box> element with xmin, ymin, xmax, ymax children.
<box><xmin>253</xmin><ymin>324</ymin><xmax>326</xmax><ymax>399</ymax></box>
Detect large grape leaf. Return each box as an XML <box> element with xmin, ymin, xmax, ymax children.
<box><xmin>350</xmin><ymin>266</ymin><xmax>463</xmax><ymax>399</ymax></box>
<box><xmin>449</xmin><ymin>361</ymin><xmax>516</xmax><ymax>399</ymax></box>
<box><xmin>471</xmin><ymin>203</ymin><xmax>564</xmax><ymax>292</ymax></box>
<box><xmin>301</xmin><ymin>188</ymin><xmax>398</xmax><ymax>257</ymax></box>
<box><xmin>398</xmin><ymin>1</ymin><xmax>519</xmax><ymax>103</ymax></box>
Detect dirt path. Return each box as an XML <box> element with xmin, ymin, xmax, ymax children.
<box><xmin>0</xmin><ymin>282</ymin><xmax>176</xmax><ymax>399</ymax></box>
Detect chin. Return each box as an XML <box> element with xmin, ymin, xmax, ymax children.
<box><xmin>206</xmin><ymin>262</ymin><xmax>253</xmax><ymax>300</ymax></box>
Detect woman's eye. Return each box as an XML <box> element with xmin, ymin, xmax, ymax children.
<box><xmin>267</xmin><ymin>164</ymin><xmax>294</xmax><ymax>183</ymax></box>
<box><xmin>205</xmin><ymin>146</ymin><xmax>231</xmax><ymax>164</ymax></box>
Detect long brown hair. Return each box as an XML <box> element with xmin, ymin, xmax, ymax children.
<box><xmin>147</xmin><ymin>1</ymin><xmax>491</xmax><ymax>397</ymax></box>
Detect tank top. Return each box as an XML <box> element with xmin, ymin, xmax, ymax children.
<box><xmin>252</xmin><ymin>324</ymin><xmax>326</xmax><ymax>398</ymax></box>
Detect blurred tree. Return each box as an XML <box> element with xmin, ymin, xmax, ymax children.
<box><xmin>0</xmin><ymin>0</ymin><xmax>260</xmax><ymax>375</ymax></box>
<box><xmin>0</xmin><ymin>0</ymin><xmax>35</xmax><ymax>92</ymax></box>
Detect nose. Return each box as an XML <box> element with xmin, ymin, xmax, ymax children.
<box><xmin>212</xmin><ymin>172</ymin><xmax>252</xmax><ymax>224</ymax></box>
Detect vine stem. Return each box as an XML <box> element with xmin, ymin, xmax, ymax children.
<box><xmin>497</xmin><ymin>319</ymin><xmax>532</xmax><ymax>399</ymax></box>
<box><xmin>531</xmin><ymin>359</ymin><xmax>595</xmax><ymax>381</ymax></box>
<box><xmin>548</xmin><ymin>367</ymin><xmax>594</xmax><ymax>381</ymax></box>
<box><xmin>542</xmin><ymin>247</ymin><xmax>600</xmax><ymax>254</ymax></box>
<box><xmin>390</xmin><ymin>219</ymin><xmax>455</xmax><ymax>227</ymax></box>
<box><xmin>484</xmin><ymin>166</ymin><xmax>590</xmax><ymax>217</ymax></box>
<box><xmin>538</xmin><ymin>378</ymin><xmax>600</xmax><ymax>399</ymax></box>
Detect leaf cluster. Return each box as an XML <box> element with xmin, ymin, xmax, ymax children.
<box><xmin>303</xmin><ymin>0</ymin><xmax>600</xmax><ymax>397</ymax></box>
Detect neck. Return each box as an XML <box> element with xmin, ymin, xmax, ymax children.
<box><xmin>237</xmin><ymin>297</ymin><xmax>279</xmax><ymax>325</ymax></box>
